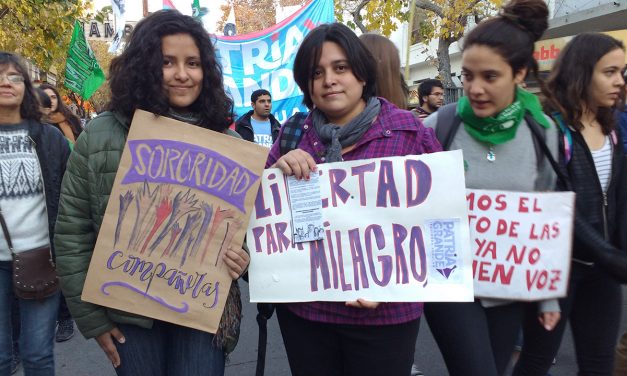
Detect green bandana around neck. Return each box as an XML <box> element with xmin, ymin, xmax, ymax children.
<box><xmin>457</xmin><ymin>86</ymin><xmax>551</xmax><ymax>145</ymax></box>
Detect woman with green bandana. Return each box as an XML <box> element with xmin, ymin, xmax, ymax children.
<box><xmin>422</xmin><ymin>1</ymin><xmax>561</xmax><ymax>375</ymax></box>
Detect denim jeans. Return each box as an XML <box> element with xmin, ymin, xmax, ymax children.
<box><xmin>0</xmin><ymin>261</ymin><xmax>59</xmax><ymax>376</ymax></box>
<box><xmin>114</xmin><ymin>320</ymin><xmax>225</xmax><ymax>376</ymax></box>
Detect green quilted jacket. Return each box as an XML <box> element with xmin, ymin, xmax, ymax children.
<box><xmin>55</xmin><ymin>111</ymin><xmax>243</xmax><ymax>343</ymax></box>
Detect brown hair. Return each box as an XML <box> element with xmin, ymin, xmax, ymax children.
<box><xmin>463</xmin><ymin>0</ymin><xmax>548</xmax><ymax>86</ymax></box>
<box><xmin>359</xmin><ymin>33</ymin><xmax>408</xmax><ymax>109</ymax></box>
<box><xmin>543</xmin><ymin>33</ymin><xmax>625</xmax><ymax>133</ymax></box>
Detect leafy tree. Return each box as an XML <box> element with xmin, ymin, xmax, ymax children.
<box><xmin>217</xmin><ymin>0</ymin><xmax>307</xmax><ymax>35</ymax></box>
<box><xmin>0</xmin><ymin>0</ymin><xmax>90</xmax><ymax>71</ymax></box>
<box><xmin>340</xmin><ymin>0</ymin><xmax>501</xmax><ymax>87</ymax></box>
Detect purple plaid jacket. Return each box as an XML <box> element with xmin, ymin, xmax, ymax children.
<box><xmin>266</xmin><ymin>98</ymin><xmax>442</xmax><ymax>325</ymax></box>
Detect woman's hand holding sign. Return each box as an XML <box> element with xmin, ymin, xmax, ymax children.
<box><xmin>95</xmin><ymin>327</ymin><xmax>126</xmax><ymax>368</ymax></box>
<box><xmin>223</xmin><ymin>246</ymin><xmax>250</xmax><ymax>279</ymax></box>
<box><xmin>273</xmin><ymin>149</ymin><xmax>317</xmax><ymax>180</ymax></box>
<box><xmin>346</xmin><ymin>299</ymin><xmax>381</xmax><ymax>310</ymax></box>
<box><xmin>538</xmin><ymin>311</ymin><xmax>561</xmax><ymax>331</ymax></box>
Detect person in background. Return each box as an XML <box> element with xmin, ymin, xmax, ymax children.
<box><xmin>414</xmin><ymin>79</ymin><xmax>444</xmax><ymax>119</ymax></box>
<box><xmin>514</xmin><ymin>32</ymin><xmax>626</xmax><ymax>376</ymax></box>
<box><xmin>422</xmin><ymin>1</ymin><xmax>561</xmax><ymax>375</ymax></box>
<box><xmin>39</xmin><ymin>83</ymin><xmax>82</xmax><ymax>145</ymax></box>
<box><xmin>235</xmin><ymin>89</ymin><xmax>281</xmax><ymax>148</ymax></box>
<box><xmin>54</xmin><ymin>10</ymin><xmax>248</xmax><ymax>375</ymax></box>
<box><xmin>359</xmin><ymin>33</ymin><xmax>409</xmax><ymax>110</ymax></box>
<box><xmin>267</xmin><ymin>22</ymin><xmax>441</xmax><ymax>376</ymax></box>
<box><xmin>0</xmin><ymin>51</ymin><xmax>70</xmax><ymax>376</ymax></box>
<box><xmin>35</xmin><ymin>88</ymin><xmax>52</xmax><ymax>119</ymax></box>
<box><xmin>619</xmin><ymin>78</ymin><xmax>627</xmax><ymax>153</ymax></box>
<box><xmin>35</xmin><ymin>84</ymin><xmax>77</xmax><ymax>342</ymax></box>
<box><xmin>5</xmin><ymin>86</ymin><xmax>55</xmax><ymax>375</ymax></box>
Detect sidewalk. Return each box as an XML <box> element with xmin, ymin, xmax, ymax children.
<box><xmin>14</xmin><ymin>284</ymin><xmax>627</xmax><ymax>375</ymax></box>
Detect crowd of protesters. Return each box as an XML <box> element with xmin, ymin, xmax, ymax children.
<box><xmin>0</xmin><ymin>0</ymin><xmax>626</xmax><ymax>375</ymax></box>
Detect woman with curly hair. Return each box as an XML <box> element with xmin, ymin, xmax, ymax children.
<box><xmin>53</xmin><ymin>10</ymin><xmax>248</xmax><ymax>375</ymax></box>
<box><xmin>39</xmin><ymin>83</ymin><xmax>83</xmax><ymax>144</ymax></box>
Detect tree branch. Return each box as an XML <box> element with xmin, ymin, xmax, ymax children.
<box><xmin>0</xmin><ymin>7</ymin><xmax>8</xmax><ymax>20</ymax></box>
<box><xmin>415</xmin><ymin>0</ymin><xmax>443</xmax><ymax>19</ymax></box>
<box><xmin>350</xmin><ymin>0</ymin><xmax>370</xmax><ymax>33</ymax></box>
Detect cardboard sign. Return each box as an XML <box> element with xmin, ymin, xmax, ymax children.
<box><xmin>82</xmin><ymin>110</ymin><xmax>268</xmax><ymax>333</ymax></box>
<box><xmin>467</xmin><ymin>189</ymin><xmax>575</xmax><ymax>300</ymax></box>
<box><xmin>248</xmin><ymin>150</ymin><xmax>474</xmax><ymax>303</ymax></box>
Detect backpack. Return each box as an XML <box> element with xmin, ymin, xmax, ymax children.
<box><xmin>434</xmin><ymin>103</ymin><xmax>573</xmax><ymax>192</ymax></box>
<box><xmin>255</xmin><ymin>111</ymin><xmax>308</xmax><ymax>376</ymax></box>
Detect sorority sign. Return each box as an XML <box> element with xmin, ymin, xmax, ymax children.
<box><xmin>82</xmin><ymin>110</ymin><xmax>268</xmax><ymax>333</ymax></box>
<box><xmin>468</xmin><ymin>189</ymin><xmax>575</xmax><ymax>300</ymax></box>
<box><xmin>248</xmin><ymin>150</ymin><xmax>474</xmax><ymax>303</ymax></box>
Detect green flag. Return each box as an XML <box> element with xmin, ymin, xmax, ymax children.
<box><xmin>64</xmin><ymin>20</ymin><xmax>105</xmax><ymax>100</ymax></box>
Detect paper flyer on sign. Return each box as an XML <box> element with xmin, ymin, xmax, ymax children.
<box><xmin>286</xmin><ymin>173</ymin><xmax>324</xmax><ymax>243</ymax></box>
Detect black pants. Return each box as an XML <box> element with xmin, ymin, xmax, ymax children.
<box><xmin>514</xmin><ymin>263</ymin><xmax>622</xmax><ymax>376</ymax></box>
<box><xmin>276</xmin><ymin>306</ymin><xmax>420</xmax><ymax>376</ymax></box>
<box><xmin>424</xmin><ymin>300</ymin><xmax>523</xmax><ymax>376</ymax></box>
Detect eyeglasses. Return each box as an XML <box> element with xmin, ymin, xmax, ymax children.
<box><xmin>0</xmin><ymin>74</ymin><xmax>25</xmax><ymax>84</ymax></box>
<box><xmin>429</xmin><ymin>92</ymin><xmax>444</xmax><ymax>97</ymax></box>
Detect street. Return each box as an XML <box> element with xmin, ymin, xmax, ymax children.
<box><xmin>16</xmin><ymin>284</ymin><xmax>627</xmax><ymax>376</ymax></box>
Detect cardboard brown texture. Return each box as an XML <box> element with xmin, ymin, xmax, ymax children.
<box><xmin>82</xmin><ymin>110</ymin><xmax>268</xmax><ymax>333</ymax></box>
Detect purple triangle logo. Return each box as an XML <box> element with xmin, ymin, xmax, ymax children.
<box><xmin>436</xmin><ymin>266</ymin><xmax>457</xmax><ymax>279</ymax></box>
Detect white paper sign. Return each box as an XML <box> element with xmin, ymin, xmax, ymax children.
<box><xmin>247</xmin><ymin>150</ymin><xmax>474</xmax><ymax>303</ymax></box>
<box><xmin>467</xmin><ymin>189</ymin><xmax>575</xmax><ymax>300</ymax></box>
<box><xmin>287</xmin><ymin>173</ymin><xmax>324</xmax><ymax>243</ymax></box>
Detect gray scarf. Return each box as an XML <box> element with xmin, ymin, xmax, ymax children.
<box><xmin>166</xmin><ymin>109</ymin><xmax>201</xmax><ymax>125</ymax></box>
<box><xmin>312</xmin><ymin>97</ymin><xmax>381</xmax><ymax>162</ymax></box>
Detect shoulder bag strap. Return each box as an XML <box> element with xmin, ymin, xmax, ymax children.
<box><xmin>0</xmin><ymin>208</ymin><xmax>15</xmax><ymax>256</ymax></box>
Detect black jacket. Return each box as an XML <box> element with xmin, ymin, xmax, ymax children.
<box><xmin>27</xmin><ymin>119</ymin><xmax>71</xmax><ymax>255</ymax></box>
<box><xmin>235</xmin><ymin>110</ymin><xmax>281</xmax><ymax>143</ymax></box>
<box><xmin>560</xmin><ymin>124</ymin><xmax>626</xmax><ymax>272</ymax></box>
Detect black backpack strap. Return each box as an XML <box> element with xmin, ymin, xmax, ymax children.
<box><xmin>279</xmin><ymin>112</ymin><xmax>308</xmax><ymax>156</ymax></box>
<box><xmin>434</xmin><ymin>103</ymin><xmax>462</xmax><ymax>150</ymax></box>
<box><xmin>525</xmin><ymin>114</ymin><xmax>571</xmax><ymax>190</ymax></box>
<box><xmin>524</xmin><ymin>113</ymin><xmax>547</xmax><ymax>173</ymax></box>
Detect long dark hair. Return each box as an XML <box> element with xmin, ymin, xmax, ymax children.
<box><xmin>108</xmin><ymin>10</ymin><xmax>233</xmax><ymax>132</ymax></box>
<box><xmin>39</xmin><ymin>83</ymin><xmax>82</xmax><ymax>135</ymax></box>
<box><xmin>0</xmin><ymin>52</ymin><xmax>42</xmax><ymax>122</ymax></box>
<box><xmin>292</xmin><ymin>23</ymin><xmax>376</xmax><ymax>110</ymax></box>
<box><xmin>543</xmin><ymin>33</ymin><xmax>625</xmax><ymax>133</ymax></box>
<box><xmin>463</xmin><ymin>0</ymin><xmax>548</xmax><ymax>88</ymax></box>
